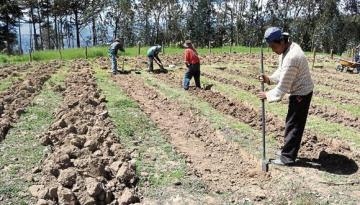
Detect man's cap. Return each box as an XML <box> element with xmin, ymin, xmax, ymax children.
<box><xmin>183</xmin><ymin>40</ymin><xmax>193</xmax><ymax>48</ymax></box>
<box><xmin>264</xmin><ymin>27</ymin><xmax>287</xmax><ymax>43</ymax></box>
<box><xmin>115</xmin><ymin>38</ymin><xmax>120</xmax><ymax>42</ymax></box>
<box><xmin>155</xmin><ymin>45</ymin><xmax>162</xmax><ymax>50</ymax></box>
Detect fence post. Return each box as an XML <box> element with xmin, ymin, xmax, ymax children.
<box><xmin>330</xmin><ymin>49</ymin><xmax>333</xmax><ymax>60</ymax></box>
<box><xmin>85</xmin><ymin>46</ymin><xmax>88</xmax><ymax>59</ymax></box>
<box><xmin>58</xmin><ymin>48</ymin><xmax>62</xmax><ymax>60</ymax></box>
<box><xmin>162</xmin><ymin>42</ymin><xmax>165</xmax><ymax>54</ymax></box>
<box><xmin>29</xmin><ymin>49</ymin><xmax>32</xmax><ymax>62</ymax></box>
<box><xmin>138</xmin><ymin>42</ymin><xmax>141</xmax><ymax>56</ymax></box>
<box><xmin>312</xmin><ymin>48</ymin><xmax>316</xmax><ymax>70</ymax></box>
<box><xmin>209</xmin><ymin>41</ymin><xmax>211</xmax><ymax>54</ymax></box>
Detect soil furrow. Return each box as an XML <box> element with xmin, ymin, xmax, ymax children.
<box><xmin>0</xmin><ymin>61</ymin><xmax>62</xmax><ymax>142</ymax></box>
<box><xmin>0</xmin><ymin>63</ymin><xmax>33</xmax><ymax>81</ymax></box>
<box><xmin>117</xmin><ymin>71</ymin><xmax>360</xmax><ymax>204</ymax></box>
<box><xmin>156</xmin><ymin>71</ymin><xmax>360</xmax><ymax>167</ymax></box>
<box><xmin>30</xmin><ymin>60</ymin><xmax>139</xmax><ymax>205</ymax></box>
<box><xmin>112</xmin><ymin>73</ymin><xmax>274</xmax><ymax>201</ymax></box>
<box><xmin>222</xmin><ymin>67</ymin><xmax>360</xmax><ymax>105</ymax></box>
<box><xmin>201</xmin><ymin>71</ymin><xmax>360</xmax><ymax>132</ymax></box>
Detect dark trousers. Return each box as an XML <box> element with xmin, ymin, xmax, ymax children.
<box><xmin>183</xmin><ymin>63</ymin><xmax>201</xmax><ymax>90</ymax></box>
<box><xmin>280</xmin><ymin>91</ymin><xmax>313</xmax><ymax>164</ymax></box>
<box><xmin>148</xmin><ymin>56</ymin><xmax>154</xmax><ymax>71</ymax></box>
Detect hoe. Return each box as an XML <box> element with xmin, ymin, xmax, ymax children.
<box><xmin>260</xmin><ymin>45</ymin><xmax>269</xmax><ymax>172</ymax></box>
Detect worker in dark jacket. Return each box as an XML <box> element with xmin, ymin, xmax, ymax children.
<box><xmin>183</xmin><ymin>40</ymin><xmax>201</xmax><ymax>90</ymax></box>
<box><xmin>109</xmin><ymin>38</ymin><xmax>125</xmax><ymax>74</ymax></box>
<box><xmin>258</xmin><ymin>27</ymin><xmax>314</xmax><ymax>166</ymax></box>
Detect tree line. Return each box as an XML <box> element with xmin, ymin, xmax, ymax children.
<box><xmin>0</xmin><ymin>0</ymin><xmax>359</xmax><ymax>55</ymax></box>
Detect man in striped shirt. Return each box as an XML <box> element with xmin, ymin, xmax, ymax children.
<box><xmin>258</xmin><ymin>27</ymin><xmax>314</xmax><ymax>166</ymax></box>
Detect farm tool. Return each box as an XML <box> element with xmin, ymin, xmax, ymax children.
<box><xmin>260</xmin><ymin>45</ymin><xmax>269</xmax><ymax>172</ymax></box>
<box><xmin>118</xmin><ymin>58</ymin><xmax>131</xmax><ymax>74</ymax></box>
<box><xmin>336</xmin><ymin>59</ymin><xmax>360</xmax><ymax>74</ymax></box>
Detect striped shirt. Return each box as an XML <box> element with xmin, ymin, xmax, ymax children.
<box><xmin>266</xmin><ymin>42</ymin><xmax>314</xmax><ymax>102</ymax></box>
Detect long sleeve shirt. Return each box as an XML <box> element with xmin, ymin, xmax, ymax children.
<box><xmin>109</xmin><ymin>42</ymin><xmax>124</xmax><ymax>55</ymax></box>
<box><xmin>184</xmin><ymin>48</ymin><xmax>200</xmax><ymax>65</ymax></box>
<box><xmin>266</xmin><ymin>42</ymin><xmax>314</xmax><ymax>102</ymax></box>
<box><xmin>147</xmin><ymin>46</ymin><xmax>161</xmax><ymax>58</ymax></box>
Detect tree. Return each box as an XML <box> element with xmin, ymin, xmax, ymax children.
<box><xmin>0</xmin><ymin>0</ymin><xmax>22</xmax><ymax>54</ymax></box>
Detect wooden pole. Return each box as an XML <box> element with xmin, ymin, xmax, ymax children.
<box><xmin>138</xmin><ymin>42</ymin><xmax>141</xmax><ymax>56</ymax></box>
<box><xmin>260</xmin><ymin>44</ymin><xmax>268</xmax><ymax>172</ymax></box>
<box><xmin>85</xmin><ymin>46</ymin><xmax>88</xmax><ymax>59</ymax></box>
<box><xmin>162</xmin><ymin>42</ymin><xmax>165</xmax><ymax>54</ymax></box>
<box><xmin>29</xmin><ymin>49</ymin><xmax>32</xmax><ymax>62</ymax></box>
<box><xmin>59</xmin><ymin>48</ymin><xmax>62</xmax><ymax>60</ymax></box>
<box><xmin>209</xmin><ymin>41</ymin><xmax>211</xmax><ymax>54</ymax></box>
<box><xmin>330</xmin><ymin>49</ymin><xmax>333</xmax><ymax>60</ymax></box>
<box><xmin>312</xmin><ymin>48</ymin><xmax>316</xmax><ymax>70</ymax></box>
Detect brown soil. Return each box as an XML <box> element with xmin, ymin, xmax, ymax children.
<box><xmin>111</xmin><ymin>71</ymin><xmax>360</xmax><ymax>204</ymax></box>
<box><xmin>0</xmin><ymin>61</ymin><xmax>61</xmax><ymax>142</ymax></box>
<box><xmin>30</xmin><ymin>60</ymin><xmax>139</xmax><ymax>205</ymax></box>
<box><xmin>112</xmin><ymin>74</ymin><xmax>274</xmax><ymax>202</ymax></box>
<box><xmin>223</xmin><ymin>67</ymin><xmax>360</xmax><ymax>106</ymax></box>
<box><xmin>0</xmin><ymin>63</ymin><xmax>31</xmax><ymax>80</ymax></box>
<box><xmin>201</xmin><ymin>71</ymin><xmax>360</xmax><ymax>132</ymax></box>
<box><xmin>156</xmin><ymin>71</ymin><xmax>360</xmax><ymax>166</ymax></box>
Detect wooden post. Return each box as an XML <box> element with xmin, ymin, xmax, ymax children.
<box><xmin>209</xmin><ymin>41</ymin><xmax>211</xmax><ymax>54</ymax></box>
<box><xmin>138</xmin><ymin>42</ymin><xmax>141</xmax><ymax>55</ymax></box>
<box><xmin>162</xmin><ymin>42</ymin><xmax>165</xmax><ymax>54</ymax></box>
<box><xmin>58</xmin><ymin>48</ymin><xmax>62</xmax><ymax>60</ymax></box>
<box><xmin>85</xmin><ymin>46</ymin><xmax>88</xmax><ymax>59</ymax></box>
<box><xmin>229</xmin><ymin>43</ymin><xmax>232</xmax><ymax>53</ymax></box>
<box><xmin>352</xmin><ymin>48</ymin><xmax>355</xmax><ymax>59</ymax></box>
<box><xmin>29</xmin><ymin>49</ymin><xmax>33</xmax><ymax>62</ymax></box>
<box><xmin>330</xmin><ymin>49</ymin><xmax>333</xmax><ymax>59</ymax></box>
<box><xmin>249</xmin><ymin>43</ymin><xmax>252</xmax><ymax>54</ymax></box>
<box><xmin>312</xmin><ymin>48</ymin><xmax>316</xmax><ymax>70</ymax></box>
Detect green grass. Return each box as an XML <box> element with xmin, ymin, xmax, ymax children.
<box><xmin>0</xmin><ymin>45</ymin><xmax>273</xmax><ymax>64</ymax></box>
<box><xmin>0</xmin><ymin>66</ymin><xmax>68</xmax><ymax>204</ymax></box>
<box><xmin>93</xmin><ymin>66</ymin><xmax>200</xmax><ymax>197</ymax></box>
<box><xmin>0</xmin><ymin>76</ymin><xmax>17</xmax><ymax>92</ymax></box>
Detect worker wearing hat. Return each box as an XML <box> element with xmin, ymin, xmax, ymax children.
<box><xmin>258</xmin><ymin>27</ymin><xmax>314</xmax><ymax>166</ymax></box>
<box><xmin>183</xmin><ymin>40</ymin><xmax>201</xmax><ymax>90</ymax></box>
<box><xmin>109</xmin><ymin>38</ymin><xmax>125</xmax><ymax>75</ymax></box>
<box><xmin>147</xmin><ymin>45</ymin><xmax>164</xmax><ymax>72</ymax></box>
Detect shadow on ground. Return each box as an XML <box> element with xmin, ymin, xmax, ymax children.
<box><xmin>294</xmin><ymin>151</ymin><xmax>358</xmax><ymax>175</ymax></box>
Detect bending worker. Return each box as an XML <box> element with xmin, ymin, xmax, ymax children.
<box><xmin>109</xmin><ymin>38</ymin><xmax>125</xmax><ymax>75</ymax></box>
<box><xmin>257</xmin><ymin>27</ymin><xmax>314</xmax><ymax>166</ymax></box>
<box><xmin>147</xmin><ymin>45</ymin><xmax>164</xmax><ymax>72</ymax></box>
<box><xmin>183</xmin><ymin>40</ymin><xmax>201</xmax><ymax>90</ymax></box>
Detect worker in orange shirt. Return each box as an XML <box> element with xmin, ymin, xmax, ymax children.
<box><xmin>183</xmin><ymin>40</ymin><xmax>201</xmax><ymax>90</ymax></box>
